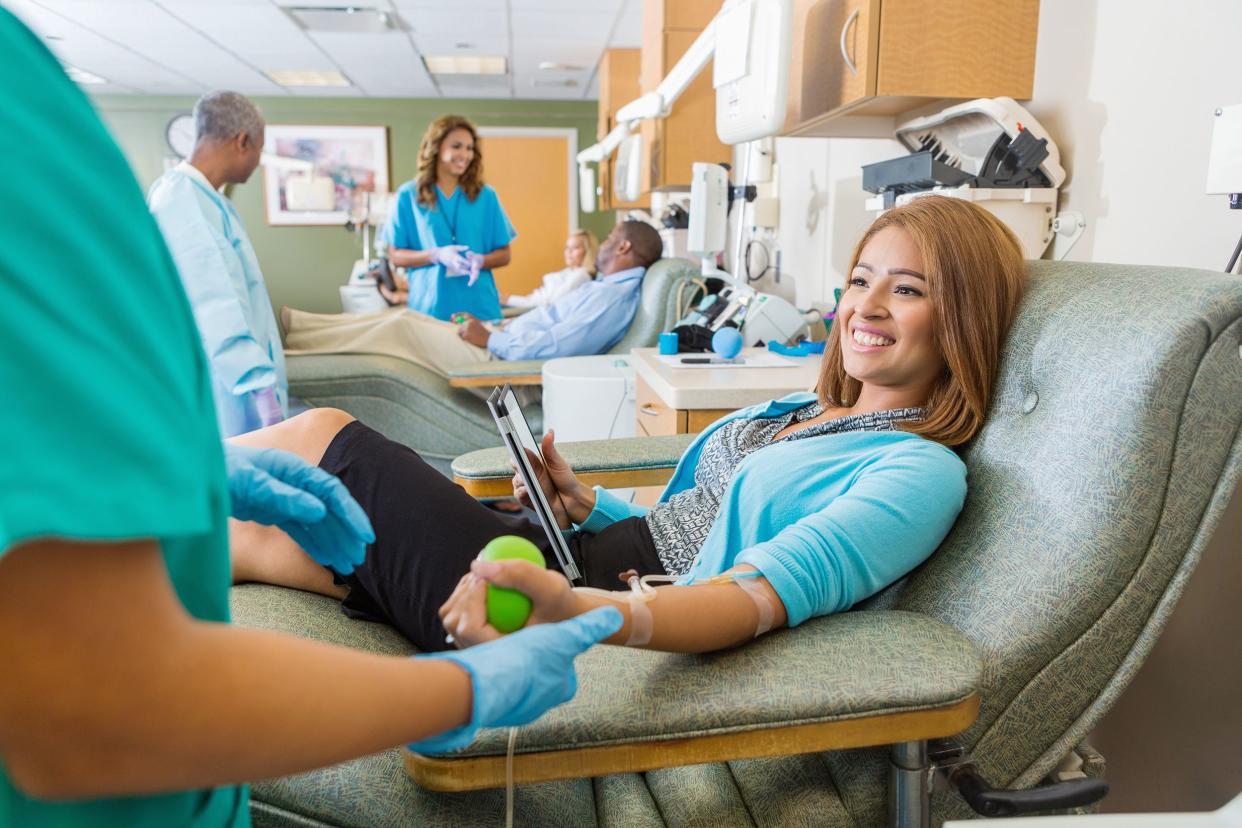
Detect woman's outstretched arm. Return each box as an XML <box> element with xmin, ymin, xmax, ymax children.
<box><xmin>441</xmin><ymin>562</ymin><xmax>788</xmax><ymax>654</ymax></box>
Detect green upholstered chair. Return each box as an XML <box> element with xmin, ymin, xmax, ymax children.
<box><xmin>234</xmin><ymin>260</ymin><xmax>1242</xmax><ymax>827</ymax></box>
<box><xmin>284</xmin><ymin>257</ymin><xmax>702</xmax><ymax>474</ymax></box>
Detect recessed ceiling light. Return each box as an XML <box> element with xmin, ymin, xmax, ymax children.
<box><xmin>454</xmin><ymin>42</ymin><xmax>474</xmax><ymax>50</ymax></box>
<box><xmin>264</xmin><ymin>69</ymin><xmax>352</xmax><ymax>87</ymax></box>
<box><xmin>45</xmin><ymin>34</ymin><xmax>64</xmax><ymax>41</ymax></box>
<box><xmin>424</xmin><ymin>55</ymin><xmax>507</xmax><ymax>76</ymax></box>
<box><xmin>538</xmin><ymin>61</ymin><xmax>584</xmax><ymax>72</ymax></box>
<box><xmin>531</xmin><ymin>78</ymin><xmax>579</xmax><ymax>87</ymax></box>
<box><xmin>65</xmin><ymin>65</ymin><xmax>107</xmax><ymax>84</ymax></box>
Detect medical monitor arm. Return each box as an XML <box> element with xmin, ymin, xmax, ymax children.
<box><xmin>577</xmin><ymin>121</ymin><xmax>635</xmax><ymax>167</ymax></box>
<box><xmin>616</xmin><ymin>19</ymin><xmax>716</xmax><ymax>123</ymax></box>
<box><xmin>576</xmin><ymin>15</ymin><xmax>718</xmax><ymax>174</ymax></box>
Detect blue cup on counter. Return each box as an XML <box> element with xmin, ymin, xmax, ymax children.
<box><xmin>658</xmin><ymin>331</ymin><xmax>679</xmax><ymax>355</ymax></box>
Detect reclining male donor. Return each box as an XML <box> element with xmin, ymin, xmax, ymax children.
<box><xmin>283</xmin><ymin>221</ymin><xmax>663</xmax><ymax>377</ymax></box>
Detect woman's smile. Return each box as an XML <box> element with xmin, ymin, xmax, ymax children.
<box><xmin>849</xmin><ymin>323</ymin><xmax>897</xmax><ymax>351</ymax></box>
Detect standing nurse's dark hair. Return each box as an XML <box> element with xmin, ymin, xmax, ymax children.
<box><xmin>415</xmin><ymin>114</ymin><xmax>483</xmax><ymax>208</ymax></box>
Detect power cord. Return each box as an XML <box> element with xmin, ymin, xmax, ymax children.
<box><xmin>1226</xmin><ymin>230</ymin><xmax>1242</xmax><ymax>274</ymax></box>
<box><xmin>744</xmin><ymin>239</ymin><xmax>771</xmax><ymax>283</ymax></box>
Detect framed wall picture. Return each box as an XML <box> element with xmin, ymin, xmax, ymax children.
<box><xmin>262</xmin><ymin>124</ymin><xmax>389</xmax><ymax>226</ymax></box>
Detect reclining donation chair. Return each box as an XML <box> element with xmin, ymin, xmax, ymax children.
<box><xmin>284</xmin><ymin>257</ymin><xmax>702</xmax><ymax>473</ymax></box>
<box><xmin>233</xmin><ymin>259</ymin><xmax>1242</xmax><ymax>827</ymax></box>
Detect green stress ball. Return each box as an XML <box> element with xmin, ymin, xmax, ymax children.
<box><xmin>480</xmin><ymin>535</ymin><xmax>546</xmax><ymax>633</ymax></box>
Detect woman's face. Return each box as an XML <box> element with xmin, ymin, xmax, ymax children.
<box><xmin>437</xmin><ymin>128</ymin><xmax>475</xmax><ymax>179</ymax></box>
<box><xmin>564</xmin><ymin>235</ymin><xmax>587</xmax><ymax>268</ymax></box>
<box><xmin>837</xmin><ymin>225</ymin><xmax>943</xmax><ymax>397</ymax></box>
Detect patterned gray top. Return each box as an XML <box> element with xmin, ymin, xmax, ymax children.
<box><xmin>645</xmin><ymin>402</ymin><xmax>926</xmax><ymax>575</ymax></box>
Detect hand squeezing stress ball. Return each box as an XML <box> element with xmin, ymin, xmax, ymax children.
<box><xmin>480</xmin><ymin>535</ymin><xmax>546</xmax><ymax>633</ymax></box>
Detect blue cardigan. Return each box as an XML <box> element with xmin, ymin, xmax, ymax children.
<box><xmin>577</xmin><ymin>393</ymin><xmax>968</xmax><ymax>626</ymax></box>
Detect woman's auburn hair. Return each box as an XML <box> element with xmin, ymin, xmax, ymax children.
<box><xmin>817</xmin><ymin>195</ymin><xmax>1026</xmax><ymax>448</ymax></box>
<box><xmin>415</xmin><ymin>114</ymin><xmax>484</xmax><ymax>208</ymax></box>
<box><xmin>571</xmin><ymin>228</ymin><xmax>600</xmax><ymax>275</ymax></box>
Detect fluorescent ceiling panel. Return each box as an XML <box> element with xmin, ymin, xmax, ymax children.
<box><xmin>265</xmin><ymin>68</ymin><xmax>352</xmax><ymax>86</ymax></box>
<box><xmin>65</xmin><ymin>65</ymin><xmax>107</xmax><ymax>83</ymax></box>
<box><xmin>425</xmin><ymin>54</ymin><xmax>507</xmax><ymax>75</ymax></box>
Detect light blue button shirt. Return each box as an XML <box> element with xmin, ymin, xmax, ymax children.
<box><xmin>486</xmin><ymin>266</ymin><xmax>645</xmax><ymax>361</ymax></box>
<box><xmin>148</xmin><ymin>162</ymin><xmax>287</xmax><ymax>438</ymax></box>
<box><xmin>386</xmin><ymin>181</ymin><xmax>516</xmax><ymax>321</ymax></box>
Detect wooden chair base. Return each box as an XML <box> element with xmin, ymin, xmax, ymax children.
<box><xmin>406</xmin><ymin>694</ymin><xmax>979</xmax><ymax>792</ymax></box>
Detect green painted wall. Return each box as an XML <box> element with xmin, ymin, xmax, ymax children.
<box><xmin>93</xmin><ymin>95</ymin><xmax>612</xmax><ymax>314</ymax></box>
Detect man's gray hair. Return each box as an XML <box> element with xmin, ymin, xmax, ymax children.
<box><xmin>193</xmin><ymin>90</ymin><xmax>264</xmax><ymax>144</ymax></box>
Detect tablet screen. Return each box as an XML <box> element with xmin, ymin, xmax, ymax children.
<box><xmin>487</xmin><ymin>386</ymin><xmax>581</xmax><ymax>583</ymax></box>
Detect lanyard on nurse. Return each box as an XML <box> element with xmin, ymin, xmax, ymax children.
<box><xmin>438</xmin><ymin>189</ymin><xmax>462</xmax><ymax>244</ymax></box>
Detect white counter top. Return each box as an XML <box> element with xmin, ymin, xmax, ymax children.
<box><xmin>630</xmin><ymin>347</ymin><xmax>823</xmax><ymax>409</ymax></box>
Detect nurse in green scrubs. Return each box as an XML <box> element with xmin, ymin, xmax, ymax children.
<box><xmin>0</xmin><ymin>10</ymin><xmax>618</xmax><ymax>827</ymax></box>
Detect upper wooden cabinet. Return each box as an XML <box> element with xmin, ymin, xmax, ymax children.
<box><xmin>638</xmin><ymin>0</ymin><xmax>731</xmax><ymax>194</ymax></box>
<box><xmin>783</xmin><ymin>0</ymin><xmax>1040</xmax><ymax>137</ymax></box>
<box><xmin>596</xmin><ymin>48</ymin><xmax>644</xmax><ymax>211</ymax></box>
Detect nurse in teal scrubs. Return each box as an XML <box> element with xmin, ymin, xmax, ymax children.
<box><xmin>0</xmin><ymin>12</ymin><xmax>618</xmax><ymax>824</ymax></box>
<box><xmin>386</xmin><ymin>114</ymin><xmax>516</xmax><ymax>321</ymax></box>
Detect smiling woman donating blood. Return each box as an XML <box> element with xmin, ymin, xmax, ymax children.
<box><xmin>229</xmin><ymin>195</ymin><xmax>1028</xmax><ymax>658</ymax></box>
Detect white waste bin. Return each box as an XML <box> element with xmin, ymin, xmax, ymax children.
<box><xmin>541</xmin><ymin>355</ymin><xmax>636</xmax><ymax>442</ymax></box>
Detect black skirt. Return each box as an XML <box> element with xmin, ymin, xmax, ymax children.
<box><xmin>319</xmin><ymin>420</ymin><xmax>666</xmax><ymax>652</ymax></box>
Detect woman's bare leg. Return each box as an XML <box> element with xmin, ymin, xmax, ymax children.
<box><xmin>226</xmin><ymin>408</ymin><xmax>359</xmax><ymax>598</ymax></box>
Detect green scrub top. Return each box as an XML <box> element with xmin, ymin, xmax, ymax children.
<box><xmin>0</xmin><ymin>9</ymin><xmax>248</xmax><ymax>827</ymax></box>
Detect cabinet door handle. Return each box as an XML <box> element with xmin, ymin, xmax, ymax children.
<box><xmin>839</xmin><ymin>8</ymin><xmax>860</xmax><ymax>76</ymax></box>
<box><xmin>639</xmin><ymin>404</ymin><xmax>662</xmax><ymax>417</ymax></box>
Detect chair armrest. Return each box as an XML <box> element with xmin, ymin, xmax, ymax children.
<box><xmin>446</xmin><ymin>359</ymin><xmax>545</xmax><ymax>388</ymax></box>
<box><xmin>406</xmin><ymin>609</ymin><xmax>982</xmax><ymax>791</ymax></box>
<box><xmin>452</xmin><ymin>434</ymin><xmax>696</xmax><ymax>497</ymax></box>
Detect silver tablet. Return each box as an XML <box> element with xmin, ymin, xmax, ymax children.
<box><xmin>486</xmin><ymin>385</ymin><xmax>582</xmax><ymax>583</ymax></box>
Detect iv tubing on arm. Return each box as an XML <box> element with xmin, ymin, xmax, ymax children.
<box><xmin>446</xmin><ymin>560</ymin><xmax>787</xmax><ymax>654</ymax></box>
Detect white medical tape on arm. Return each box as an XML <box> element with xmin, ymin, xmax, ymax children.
<box><xmin>624</xmin><ymin>591</ymin><xmax>654</xmax><ymax>647</ymax></box>
<box><xmin>735</xmin><ymin>574</ymin><xmax>776</xmax><ymax>637</ymax></box>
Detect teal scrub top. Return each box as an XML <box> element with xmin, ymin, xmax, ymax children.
<box><xmin>0</xmin><ymin>10</ymin><xmax>247</xmax><ymax>827</ymax></box>
<box><xmin>386</xmin><ymin>180</ymin><xmax>516</xmax><ymax>320</ymax></box>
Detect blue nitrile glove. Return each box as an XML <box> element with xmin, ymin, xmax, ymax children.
<box><xmin>224</xmin><ymin>443</ymin><xmax>375</xmax><ymax>575</ymax></box>
<box><xmin>430</xmin><ymin>244</ymin><xmax>471</xmax><ymax>274</ymax></box>
<box><xmin>407</xmin><ymin>606</ymin><xmax>623</xmax><ymax>754</ymax></box>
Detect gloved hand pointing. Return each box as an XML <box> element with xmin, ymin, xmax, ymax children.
<box><xmin>430</xmin><ymin>245</ymin><xmax>471</xmax><ymax>275</ymax></box>
<box><xmin>407</xmin><ymin>606</ymin><xmax>623</xmax><ymax>754</ymax></box>
<box><xmin>224</xmin><ymin>443</ymin><xmax>374</xmax><ymax>575</ymax></box>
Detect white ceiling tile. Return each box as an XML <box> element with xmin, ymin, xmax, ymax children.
<box><xmin>608</xmin><ymin>2</ymin><xmax>642</xmax><ymax>47</ymax></box>
<box><xmin>514</xmin><ymin>75</ymin><xmax>586</xmax><ymax>99</ymax></box>
<box><xmin>403</xmin><ymin>9</ymin><xmax>508</xmax><ymax>38</ymax></box>
<box><xmin>307</xmin><ymin>30</ymin><xmax>436</xmax><ymax>97</ymax></box>
<box><xmin>512</xmin><ymin>38</ymin><xmax>603</xmax><ymax>74</ymax></box>
<box><xmin>394</xmin><ymin>0</ymin><xmax>508</xmax><ymax>10</ymax></box>
<box><xmin>510</xmin><ymin>0</ymin><xmax>622</xmax><ymax>9</ymax></box>
<box><xmin>412</xmin><ymin>33</ymin><xmax>509</xmax><ymax>55</ymax></box>
<box><xmin>33</xmin><ymin>0</ymin><xmax>281</xmax><ymax>93</ymax></box>
<box><xmin>510</xmin><ymin>9</ymin><xmax>613</xmax><ymax>38</ymax></box>
<box><xmin>160</xmin><ymin>3</ymin><xmax>339</xmax><ymax>73</ymax></box>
